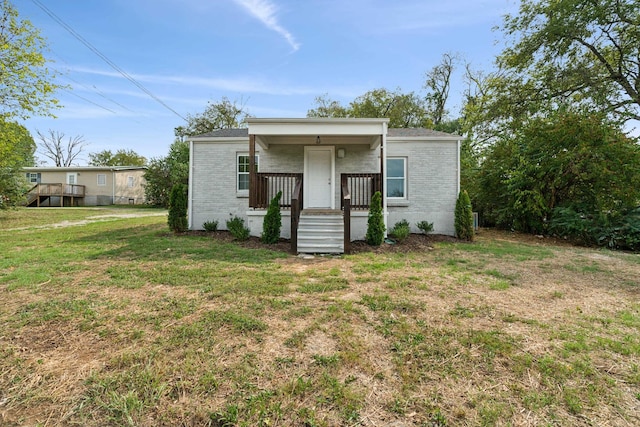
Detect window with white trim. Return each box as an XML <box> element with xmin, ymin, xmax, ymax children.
<box><xmin>97</xmin><ymin>174</ymin><xmax>106</xmax><ymax>186</ymax></box>
<box><xmin>127</xmin><ymin>176</ymin><xmax>134</xmax><ymax>187</ymax></box>
<box><xmin>386</xmin><ymin>157</ymin><xmax>407</xmax><ymax>199</ymax></box>
<box><xmin>237</xmin><ymin>153</ymin><xmax>259</xmax><ymax>192</ymax></box>
<box><xmin>28</xmin><ymin>173</ymin><xmax>39</xmax><ymax>183</ymax></box>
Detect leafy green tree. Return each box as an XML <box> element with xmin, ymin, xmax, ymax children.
<box><xmin>143</xmin><ymin>139</ymin><xmax>189</xmax><ymax>207</ymax></box>
<box><xmin>261</xmin><ymin>191</ymin><xmax>282</xmax><ymax>244</ymax></box>
<box><xmin>350</xmin><ymin>88</ymin><xmax>428</xmax><ymax>128</ymax></box>
<box><xmin>175</xmin><ymin>97</ymin><xmax>250</xmax><ymax>138</ymax></box>
<box><xmin>0</xmin><ymin>0</ymin><xmax>61</xmax><ymax>119</ymax></box>
<box><xmin>168</xmin><ymin>183</ymin><xmax>188</xmax><ymax>232</ymax></box>
<box><xmin>366</xmin><ymin>191</ymin><xmax>385</xmax><ymax>246</ymax></box>
<box><xmin>496</xmin><ymin>0</ymin><xmax>640</xmax><ymax>123</ymax></box>
<box><xmin>88</xmin><ymin>149</ymin><xmax>146</xmax><ymax>166</ymax></box>
<box><xmin>307</xmin><ymin>88</ymin><xmax>429</xmax><ymax>128</ymax></box>
<box><xmin>306</xmin><ymin>94</ymin><xmax>349</xmax><ymax>118</ymax></box>
<box><xmin>455</xmin><ymin>190</ymin><xmax>474</xmax><ymax>241</ymax></box>
<box><xmin>0</xmin><ymin>118</ymin><xmax>35</xmax><ymax>208</ymax></box>
<box><xmin>476</xmin><ymin>110</ymin><xmax>640</xmax><ymax>234</ymax></box>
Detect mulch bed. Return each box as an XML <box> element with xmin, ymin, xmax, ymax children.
<box><xmin>188</xmin><ymin>229</ymin><xmax>458</xmax><ymax>254</ymax></box>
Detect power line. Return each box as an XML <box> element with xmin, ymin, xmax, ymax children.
<box><xmin>31</xmin><ymin>0</ymin><xmax>187</xmax><ymax>121</ymax></box>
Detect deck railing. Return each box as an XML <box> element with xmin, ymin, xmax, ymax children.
<box><xmin>290</xmin><ymin>177</ymin><xmax>303</xmax><ymax>254</ymax></box>
<box><xmin>252</xmin><ymin>173</ymin><xmax>303</xmax><ymax>209</ymax></box>
<box><xmin>29</xmin><ymin>183</ymin><xmax>86</xmax><ymax>197</ymax></box>
<box><xmin>340</xmin><ymin>173</ymin><xmax>381</xmax><ymax>210</ymax></box>
<box><xmin>341</xmin><ymin>179</ymin><xmax>352</xmax><ymax>254</ymax></box>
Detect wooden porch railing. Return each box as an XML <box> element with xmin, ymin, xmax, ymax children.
<box><xmin>341</xmin><ymin>179</ymin><xmax>351</xmax><ymax>254</ymax></box>
<box><xmin>290</xmin><ymin>177</ymin><xmax>303</xmax><ymax>254</ymax></box>
<box><xmin>29</xmin><ymin>183</ymin><xmax>86</xmax><ymax>197</ymax></box>
<box><xmin>26</xmin><ymin>183</ymin><xmax>86</xmax><ymax>207</ymax></box>
<box><xmin>251</xmin><ymin>172</ymin><xmax>303</xmax><ymax>209</ymax></box>
<box><xmin>340</xmin><ymin>173</ymin><xmax>381</xmax><ymax>210</ymax></box>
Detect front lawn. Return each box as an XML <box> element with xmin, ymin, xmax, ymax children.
<box><xmin>1</xmin><ymin>208</ymin><xmax>638</xmax><ymax>426</ymax></box>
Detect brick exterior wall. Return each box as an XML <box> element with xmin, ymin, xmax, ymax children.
<box><xmin>190</xmin><ymin>137</ymin><xmax>459</xmax><ymax>237</ymax></box>
<box><xmin>386</xmin><ymin>138</ymin><xmax>458</xmax><ymax>236</ymax></box>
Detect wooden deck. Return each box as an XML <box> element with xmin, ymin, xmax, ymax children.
<box><xmin>26</xmin><ymin>183</ymin><xmax>86</xmax><ymax>207</ymax></box>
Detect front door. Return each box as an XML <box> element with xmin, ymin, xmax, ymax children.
<box><xmin>304</xmin><ymin>146</ymin><xmax>334</xmax><ymax>209</ymax></box>
<box><xmin>66</xmin><ymin>173</ymin><xmax>78</xmax><ymax>185</ymax></box>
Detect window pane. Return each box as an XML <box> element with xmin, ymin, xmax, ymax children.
<box><xmin>387</xmin><ymin>179</ymin><xmax>405</xmax><ymax>198</ymax></box>
<box><xmin>238</xmin><ymin>155</ymin><xmax>249</xmax><ymax>173</ymax></box>
<box><xmin>238</xmin><ymin>174</ymin><xmax>249</xmax><ymax>190</ymax></box>
<box><xmin>387</xmin><ymin>159</ymin><xmax>404</xmax><ymax>178</ymax></box>
<box><xmin>97</xmin><ymin>174</ymin><xmax>106</xmax><ymax>185</ymax></box>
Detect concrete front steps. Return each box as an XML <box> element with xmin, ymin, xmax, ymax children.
<box><xmin>297</xmin><ymin>210</ymin><xmax>344</xmax><ymax>254</ymax></box>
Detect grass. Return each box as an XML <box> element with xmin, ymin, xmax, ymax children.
<box><xmin>1</xmin><ymin>208</ymin><xmax>639</xmax><ymax>426</ymax></box>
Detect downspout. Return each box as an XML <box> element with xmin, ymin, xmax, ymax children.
<box><xmin>381</xmin><ymin>124</ymin><xmax>388</xmax><ymax>237</ymax></box>
<box><xmin>112</xmin><ymin>168</ymin><xmax>115</xmax><ymax>204</ymax></box>
<box><xmin>188</xmin><ymin>138</ymin><xmax>194</xmax><ymax>230</ymax></box>
<box><xmin>457</xmin><ymin>139</ymin><xmax>461</xmax><ymax>194</ymax></box>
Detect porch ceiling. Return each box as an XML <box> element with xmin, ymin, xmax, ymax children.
<box><xmin>255</xmin><ymin>134</ymin><xmax>381</xmax><ymax>150</ymax></box>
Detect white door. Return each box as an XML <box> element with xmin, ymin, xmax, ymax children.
<box><xmin>66</xmin><ymin>173</ymin><xmax>77</xmax><ymax>185</ymax></box>
<box><xmin>304</xmin><ymin>146</ymin><xmax>334</xmax><ymax>209</ymax></box>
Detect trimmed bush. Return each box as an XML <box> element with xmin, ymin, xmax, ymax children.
<box><xmin>455</xmin><ymin>190</ymin><xmax>474</xmax><ymax>241</ymax></box>
<box><xmin>390</xmin><ymin>219</ymin><xmax>410</xmax><ymax>242</ymax></box>
<box><xmin>168</xmin><ymin>184</ymin><xmax>188</xmax><ymax>233</ymax></box>
<box><xmin>416</xmin><ymin>220</ymin><xmax>434</xmax><ymax>234</ymax></box>
<box><xmin>226</xmin><ymin>216</ymin><xmax>250</xmax><ymax>241</ymax></box>
<box><xmin>203</xmin><ymin>220</ymin><xmax>218</xmax><ymax>232</ymax></box>
<box><xmin>262</xmin><ymin>191</ymin><xmax>282</xmax><ymax>244</ymax></box>
<box><xmin>366</xmin><ymin>191</ymin><xmax>385</xmax><ymax>246</ymax></box>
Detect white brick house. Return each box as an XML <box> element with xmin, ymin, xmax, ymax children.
<box><xmin>187</xmin><ymin>118</ymin><xmax>461</xmax><ymax>253</ymax></box>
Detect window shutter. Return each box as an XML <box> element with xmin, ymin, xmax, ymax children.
<box><xmin>37</xmin><ymin>173</ymin><xmax>41</xmax><ymax>183</ymax></box>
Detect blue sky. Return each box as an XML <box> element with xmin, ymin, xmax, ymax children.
<box><xmin>18</xmin><ymin>0</ymin><xmax>519</xmax><ymax>164</ymax></box>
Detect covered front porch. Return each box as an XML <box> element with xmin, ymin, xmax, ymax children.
<box><xmin>246</xmin><ymin>118</ymin><xmax>389</xmax><ymax>254</ymax></box>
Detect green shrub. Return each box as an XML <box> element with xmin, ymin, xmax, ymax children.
<box><xmin>203</xmin><ymin>220</ymin><xmax>218</xmax><ymax>232</ymax></box>
<box><xmin>455</xmin><ymin>190</ymin><xmax>474</xmax><ymax>241</ymax></box>
<box><xmin>262</xmin><ymin>191</ymin><xmax>282</xmax><ymax>244</ymax></box>
<box><xmin>366</xmin><ymin>191</ymin><xmax>385</xmax><ymax>246</ymax></box>
<box><xmin>550</xmin><ymin>206</ymin><xmax>640</xmax><ymax>251</ymax></box>
<box><xmin>226</xmin><ymin>216</ymin><xmax>250</xmax><ymax>241</ymax></box>
<box><xmin>167</xmin><ymin>184</ymin><xmax>188</xmax><ymax>233</ymax></box>
<box><xmin>390</xmin><ymin>219</ymin><xmax>410</xmax><ymax>242</ymax></box>
<box><xmin>416</xmin><ymin>220</ymin><xmax>434</xmax><ymax>234</ymax></box>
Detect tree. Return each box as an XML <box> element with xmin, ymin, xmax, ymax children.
<box><xmin>307</xmin><ymin>89</ymin><xmax>429</xmax><ymax>128</ymax></box>
<box><xmin>455</xmin><ymin>190</ymin><xmax>474</xmax><ymax>241</ymax></box>
<box><xmin>366</xmin><ymin>191</ymin><xmax>385</xmax><ymax>246</ymax></box>
<box><xmin>175</xmin><ymin>97</ymin><xmax>250</xmax><ymax>138</ymax></box>
<box><xmin>0</xmin><ymin>118</ymin><xmax>35</xmax><ymax>208</ymax></box>
<box><xmin>143</xmin><ymin>139</ymin><xmax>189</xmax><ymax>207</ymax></box>
<box><xmin>36</xmin><ymin>130</ymin><xmax>87</xmax><ymax>167</ymax></box>
<box><xmin>424</xmin><ymin>52</ymin><xmax>459</xmax><ymax>126</ymax></box>
<box><xmin>475</xmin><ymin>110</ymin><xmax>640</xmax><ymax>234</ymax></box>
<box><xmin>496</xmin><ymin>0</ymin><xmax>640</xmax><ymax>123</ymax></box>
<box><xmin>88</xmin><ymin>149</ymin><xmax>146</xmax><ymax>166</ymax></box>
<box><xmin>262</xmin><ymin>191</ymin><xmax>282</xmax><ymax>244</ymax></box>
<box><xmin>168</xmin><ymin>183</ymin><xmax>188</xmax><ymax>232</ymax></box>
<box><xmin>0</xmin><ymin>0</ymin><xmax>61</xmax><ymax>119</ymax></box>
<box><xmin>306</xmin><ymin>94</ymin><xmax>349</xmax><ymax>118</ymax></box>
<box><xmin>349</xmin><ymin>88</ymin><xmax>428</xmax><ymax>128</ymax></box>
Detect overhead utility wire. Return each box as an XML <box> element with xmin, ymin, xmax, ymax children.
<box><xmin>31</xmin><ymin>0</ymin><xmax>187</xmax><ymax>121</ymax></box>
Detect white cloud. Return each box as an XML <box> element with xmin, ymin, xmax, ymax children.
<box><xmin>232</xmin><ymin>0</ymin><xmax>300</xmax><ymax>51</ymax></box>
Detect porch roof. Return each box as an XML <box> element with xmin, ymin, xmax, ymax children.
<box><xmin>247</xmin><ymin>118</ymin><xmax>389</xmax><ymax>150</ymax></box>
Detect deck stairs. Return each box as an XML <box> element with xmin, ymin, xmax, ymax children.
<box><xmin>297</xmin><ymin>209</ymin><xmax>344</xmax><ymax>254</ymax></box>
